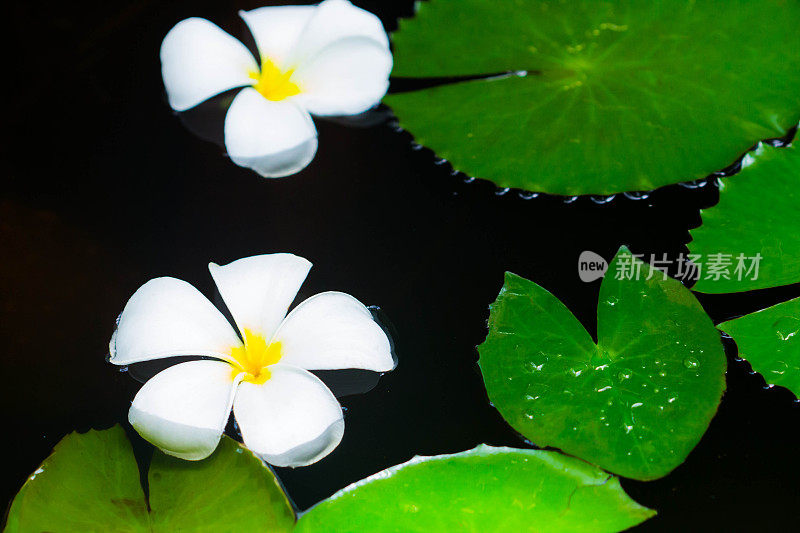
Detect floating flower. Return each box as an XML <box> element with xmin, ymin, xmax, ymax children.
<box><xmin>108</xmin><ymin>254</ymin><xmax>395</xmax><ymax>467</ymax></box>
<box><xmin>161</xmin><ymin>0</ymin><xmax>392</xmax><ymax>177</ymax></box>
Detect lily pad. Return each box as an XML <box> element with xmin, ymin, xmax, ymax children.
<box><xmin>5</xmin><ymin>426</ymin><xmax>295</xmax><ymax>532</ymax></box>
<box><xmin>5</xmin><ymin>425</ymin><xmax>150</xmax><ymax>532</ymax></box>
<box><xmin>385</xmin><ymin>0</ymin><xmax>800</xmax><ymax>195</ymax></box>
<box><xmin>690</xmin><ymin>142</ymin><xmax>800</xmax><ymax>293</ymax></box>
<box><xmin>147</xmin><ymin>436</ymin><xmax>295</xmax><ymax>530</ymax></box>
<box><xmin>719</xmin><ymin>297</ymin><xmax>800</xmax><ymax>398</ymax></box>
<box><xmin>478</xmin><ymin>248</ymin><xmax>726</xmax><ymax>480</ymax></box>
<box><xmin>295</xmin><ymin>445</ymin><xmax>655</xmax><ymax>532</ymax></box>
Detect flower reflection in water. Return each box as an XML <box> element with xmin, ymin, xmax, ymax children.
<box><xmin>109</xmin><ymin>253</ymin><xmax>396</xmax><ymax>467</ymax></box>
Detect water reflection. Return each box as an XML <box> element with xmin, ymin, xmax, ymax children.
<box><xmin>126</xmin><ymin>355</ymin><xmax>214</xmax><ymax>383</ymax></box>
<box><xmin>123</xmin><ymin>297</ymin><xmax>398</xmax><ymax>400</ymax></box>
<box><xmin>177</xmin><ymin>90</ymin><xmax>393</xmax><ymax>153</ymax></box>
<box><xmin>177</xmin><ymin>89</ymin><xmax>238</xmax><ymax>146</ymax></box>
<box><xmin>312</xmin><ymin>369</ymin><xmax>383</xmax><ymax>397</ymax></box>
<box><xmin>127</xmin><ymin>357</ymin><xmax>389</xmax><ymax>399</ymax></box>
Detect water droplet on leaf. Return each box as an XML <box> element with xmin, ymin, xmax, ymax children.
<box><xmin>773</xmin><ymin>317</ymin><xmax>800</xmax><ymax>341</ymax></box>
<box><xmin>770</xmin><ymin>360</ymin><xmax>789</xmax><ymax>376</ymax></box>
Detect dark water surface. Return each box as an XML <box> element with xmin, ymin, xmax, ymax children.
<box><xmin>4</xmin><ymin>0</ymin><xmax>800</xmax><ymax>529</ymax></box>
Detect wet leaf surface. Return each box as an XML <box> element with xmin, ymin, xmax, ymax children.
<box><xmin>386</xmin><ymin>0</ymin><xmax>800</xmax><ymax>195</ymax></box>
<box><xmin>719</xmin><ymin>297</ymin><xmax>800</xmax><ymax>399</ymax></box>
<box><xmin>690</xmin><ymin>143</ymin><xmax>800</xmax><ymax>293</ymax></box>
<box><xmin>478</xmin><ymin>248</ymin><xmax>726</xmax><ymax>480</ymax></box>
<box><xmin>296</xmin><ymin>445</ymin><xmax>655</xmax><ymax>533</ymax></box>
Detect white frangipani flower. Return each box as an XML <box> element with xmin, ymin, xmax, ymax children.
<box><xmin>109</xmin><ymin>254</ymin><xmax>394</xmax><ymax>467</ymax></box>
<box><xmin>161</xmin><ymin>0</ymin><xmax>392</xmax><ymax>177</ymax></box>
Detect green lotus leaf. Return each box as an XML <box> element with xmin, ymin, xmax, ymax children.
<box><xmin>690</xmin><ymin>143</ymin><xmax>800</xmax><ymax>293</ymax></box>
<box><xmin>5</xmin><ymin>425</ymin><xmax>150</xmax><ymax>532</ymax></box>
<box><xmin>719</xmin><ymin>297</ymin><xmax>800</xmax><ymax>398</ymax></box>
<box><xmin>295</xmin><ymin>445</ymin><xmax>655</xmax><ymax>533</ymax></box>
<box><xmin>147</xmin><ymin>436</ymin><xmax>295</xmax><ymax>531</ymax></box>
<box><xmin>478</xmin><ymin>247</ymin><xmax>726</xmax><ymax>480</ymax></box>
<box><xmin>4</xmin><ymin>426</ymin><xmax>294</xmax><ymax>532</ymax></box>
<box><xmin>385</xmin><ymin>0</ymin><xmax>800</xmax><ymax>195</ymax></box>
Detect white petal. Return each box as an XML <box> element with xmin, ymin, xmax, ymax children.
<box><xmin>239</xmin><ymin>6</ymin><xmax>315</xmax><ymax>69</ymax></box>
<box><xmin>273</xmin><ymin>292</ymin><xmax>394</xmax><ymax>372</ymax></box>
<box><xmin>129</xmin><ymin>360</ymin><xmax>239</xmax><ymax>461</ymax></box>
<box><xmin>160</xmin><ymin>18</ymin><xmax>257</xmax><ymax>112</ymax></box>
<box><xmin>233</xmin><ymin>364</ymin><xmax>344</xmax><ymax>467</ymax></box>
<box><xmin>209</xmin><ymin>253</ymin><xmax>312</xmax><ymax>339</ymax></box>
<box><xmin>224</xmin><ymin>88</ymin><xmax>318</xmax><ymax>177</ymax></box>
<box><xmin>289</xmin><ymin>0</ymin><xmax>389</xmax><ymax>67</ymax></box>
<box><xmin>110</xmin><ymin>277</ymin><xmax>241</xmax><ymax>366</ymax></box>
<box><xmin>293</xmin><ymin>37</ymin><xmax>391</xmax><ymax>116</ymax></box>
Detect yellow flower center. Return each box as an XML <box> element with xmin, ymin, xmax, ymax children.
<box><xmin>229</xmin><ymin>329</ymin><xmax>282</xmax><ymax>384</ymax></box>
<box><xmin>250</xmin><ymin>58</ymin><xmax>301</xmax><ymax>101</ymax></box>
